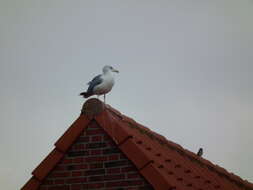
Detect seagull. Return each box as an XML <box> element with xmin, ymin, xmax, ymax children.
<box><xmin>80</xmin><ymin>65</ymin><xmax>119</xmax><ymax>103</ymax></box>
<box><xmin>197</xmin><ymin>148</ymin><xmax>203</xmax><ymax>157</ymax></box>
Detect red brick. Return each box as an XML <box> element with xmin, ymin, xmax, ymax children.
<box><xmin>91</xmin><ymin>136</ymin><xmax>102</xmax><ymax>142</ymax></box>
<box><xmin>78</xmin><ymin>136</ymin><xmax>90</xmax><ymax>143</ymax></box>
<box><xmin>43</xmin><ymin>180</ymin><xmax>53</xmax><ymax>185</ymax></box>
<box><xmin>71</xmin><ymin>171</ymin><xmax>83</xmax><ymax>177</ymax></box>
<box><xmin>106</xmin><ymin>168</ymin><xmax>120</xmax><ymax>174</ymax></box>
<box><xmin>54</xmin><ymin>165</ymin><xmax>65</xmax><ymax>171</ymax></box>
<box><xmin>72</xmin><ymin>157</ymin><xmax>83</xmax><ymax>163</ymax></box>
<box><xmin>106</xmin><ymin>180</ymin><xmax>144</xmax><ymax>187</ymax></box>
<box><xmin>108</xmin><ymin>154</ymin><xmax>119</xmax><ymax>161</ymax></box>
<box><xmin>106</xmin><ymin>181</ymin><xmax>122</xmax><ymax>187</ymax></box>
<box><xmin>48</xmin><ymin>185</ymin><xmax>69</xmax><ymax>190</ymax></box>
<box><xmin>88</xmin><ymin>121</ymin><xmax>100</xmax><ymax>128</ymax></box>
<box><xmin>54</xmin><ymin>179</ymin><xmax>65</xmax><ymax>185</ymax></box>
<box><xmin>66</xmin><ymin>177</ymin><xmax>87</xmax><ymax>184</ymax></box>
<box><xmin>83</xmin><ymin>183</ymin><xmax>104</xmax><ymax>189</ymax></box>
<box><xmin>104</xmin><ymin>174</ymin><xmax>125</xmax><ymax>181</ymax></box>
<box><xmin>105</xmin><ymin>160</ymin><xmax>128</xmax><ymax>168</ymax></box>
<box><xmin>88</xmin><ymin>175</ymin><xmax>104</xmax><ymax>182</ymax></box>
<box><xmin>120</xmin><ymin>154</ymin><xmax>127</xmax><ymax>159</ymax></box>
<box><xmin>73</xmin><ymin>144</ymin><xmax>85</xmax><ymax>150</ymax></box>
<box><xmin>85</xmin><ymin>156</ymin><xmax>107</xmax><ymax>162</ymax></box>
<box><xmin>90</xmin><ymin>149</ymin><xmax>102</xmax><ymax>155</ymax></box>
<box><xmin>121</xmin><ymin>166</ymin><xmax>136</xmax><ymax>172</ymax></box>
<box><xmin>86</xmin><ymin>142</ymin><xmax>106</xmax><ymax>149</ymax></box>
<box><xmin>70</xmin><ymin>184</ymin><xmax>82</xmax><ymax>190</ymax></box>
<box><xmin>85</xmin><ymin>169</ymin><xmax>105</xmax><ymax>176</ymax></box>
<box><xmin>86</xmin><ymin>129</ymin><xmax>104</xmax><ymax>135</ymax></box>
<box><xmin>50</xmin><ymin>172</ymin><xmax>70</xmax><ymax>178</ymax></box>
<box><xmin>129</xmin><ymin>180</ymin><xmax>143</xmax><ymax>186</ymax></box>
<box><xmin>127</xmin><ymin>173</ymin><xmax>141</xmax><ymax>179</ymax></box>
<box><xmin>61</xmin><ymin>158</ymin><xmax>72</xmax><ymax>164</ymax></box>
<box><xmin>107</xmin><ymin>141</ymin><xmax>115</xmax><ymax>147</ymax></box>
<box><xmin>39</xmin><ymin>186</ymin><xmax>48</xmax><ymax>190</ymax></box>
<box><xmin>103</xmin><ymin>135</ymin><xmax>111</xmax><ymax>141</ymax></box>
<box><xmin>89</xmin><ymin>163</ymin><xmax>104</xmax><ymax>169</ymax></box>
<box><xmin>68</xmin><ymin>164</ymin><xmax>87</xmax><ymax>170</ymax></box>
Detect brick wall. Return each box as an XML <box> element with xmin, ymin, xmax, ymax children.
<box><xmin>39</xmin><ymin>120</ymin><xmax>154</xmax><ymax>190</ymax></box>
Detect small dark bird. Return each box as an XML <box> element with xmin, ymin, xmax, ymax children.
<box><xmin>197</xmin><ymin>148</ymin><xmax>203</xmax><ymax>157</ymax></box>
<box><xmin>80</xmin><ymin>65</ymin><xmax>119</xmax><ymax>103</ymax></box>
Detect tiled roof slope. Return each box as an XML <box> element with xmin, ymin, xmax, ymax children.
<box><xmin>22</xmin><ymin>98</ymin><xmax>253</xmax><ymax>190</ymax></box>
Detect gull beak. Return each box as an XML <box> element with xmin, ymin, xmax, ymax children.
<box><xmin>112</xmin><ymin>68</ymin><xmax>119</xmax><ymax>73</ymax></box>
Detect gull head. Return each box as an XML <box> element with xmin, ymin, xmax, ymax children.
<box><xmin>103</xmin><ymin>65</ymin><xmax>119</xmax><ymax>74</ymax></box>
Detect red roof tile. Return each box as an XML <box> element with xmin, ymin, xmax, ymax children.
<box><xmin>21</xmin><ymin>98</ymin><xmax>253</xmax><ymax>190</ymax></box>
<box><xmin>55</xmin><ymin>116</ymin><xmax>91</xmax><ymax>152</ymax></box>
<box><xmin>21</xmin><ymin>177</ymin><xmax>40</xmax><ymax>190</ymax></box>
<box><xmin>32</xmin><ymin>149</ymin><xmax>64</xmax><ymax>181</ymax></box>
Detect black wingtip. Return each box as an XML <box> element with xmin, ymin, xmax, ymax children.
<box><xmin>79</xmin><ymin>92</ymin><xmax>91</xmax><ymax>98</ymax></box>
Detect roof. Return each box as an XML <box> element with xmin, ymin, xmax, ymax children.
<box><xmin>22</xmin><ymin>98</ymin><xmax>253</xmax><ymax>190</ymax></box>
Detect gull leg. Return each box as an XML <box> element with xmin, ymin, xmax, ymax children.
<box><xmin>103</xmin><ymin>94</ymin><xmax>106</xmax><ymax>104</ymax></box>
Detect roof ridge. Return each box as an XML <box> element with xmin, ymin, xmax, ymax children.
<box><xmin>21</xmin><ymin>100</ymin><xmax>253</xmax><ymax>190</ymax></box>
<box><xmin>105</xmin><ymin>104</ymin><xmax>253</xmax><ymax>190</ymax></box>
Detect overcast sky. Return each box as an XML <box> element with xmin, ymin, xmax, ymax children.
<box><xmin>1</xmin><ymin>0</ymin><xmax>253</xmax><ymax>189</ymax></box>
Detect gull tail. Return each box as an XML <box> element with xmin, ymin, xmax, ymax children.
<box><xmin>79</xmin><ymin>92</ymin><xmax>92</xmax><ymax>98</ymax></box>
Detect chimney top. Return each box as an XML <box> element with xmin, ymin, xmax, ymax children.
<box><xmin>81</xmin><ymin>98</ymin><xmax>104</xmax><ymax>116</ymax></box>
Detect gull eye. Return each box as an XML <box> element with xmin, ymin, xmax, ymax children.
<box><xmin>110</xmin><ymin>66</ymin><xmax>113</xmax><ymax>69</ymax></box>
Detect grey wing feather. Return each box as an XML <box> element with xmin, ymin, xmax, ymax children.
<box><xmin>87</xmin><ymin>74</ymin><xmax>103</xmax><ymax>93</ymax></box>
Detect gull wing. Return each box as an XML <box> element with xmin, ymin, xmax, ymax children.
<box><xmin>87</xmin><ymin>74</ymin><xmax>103</xmax><ymax>93</ymax></box>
